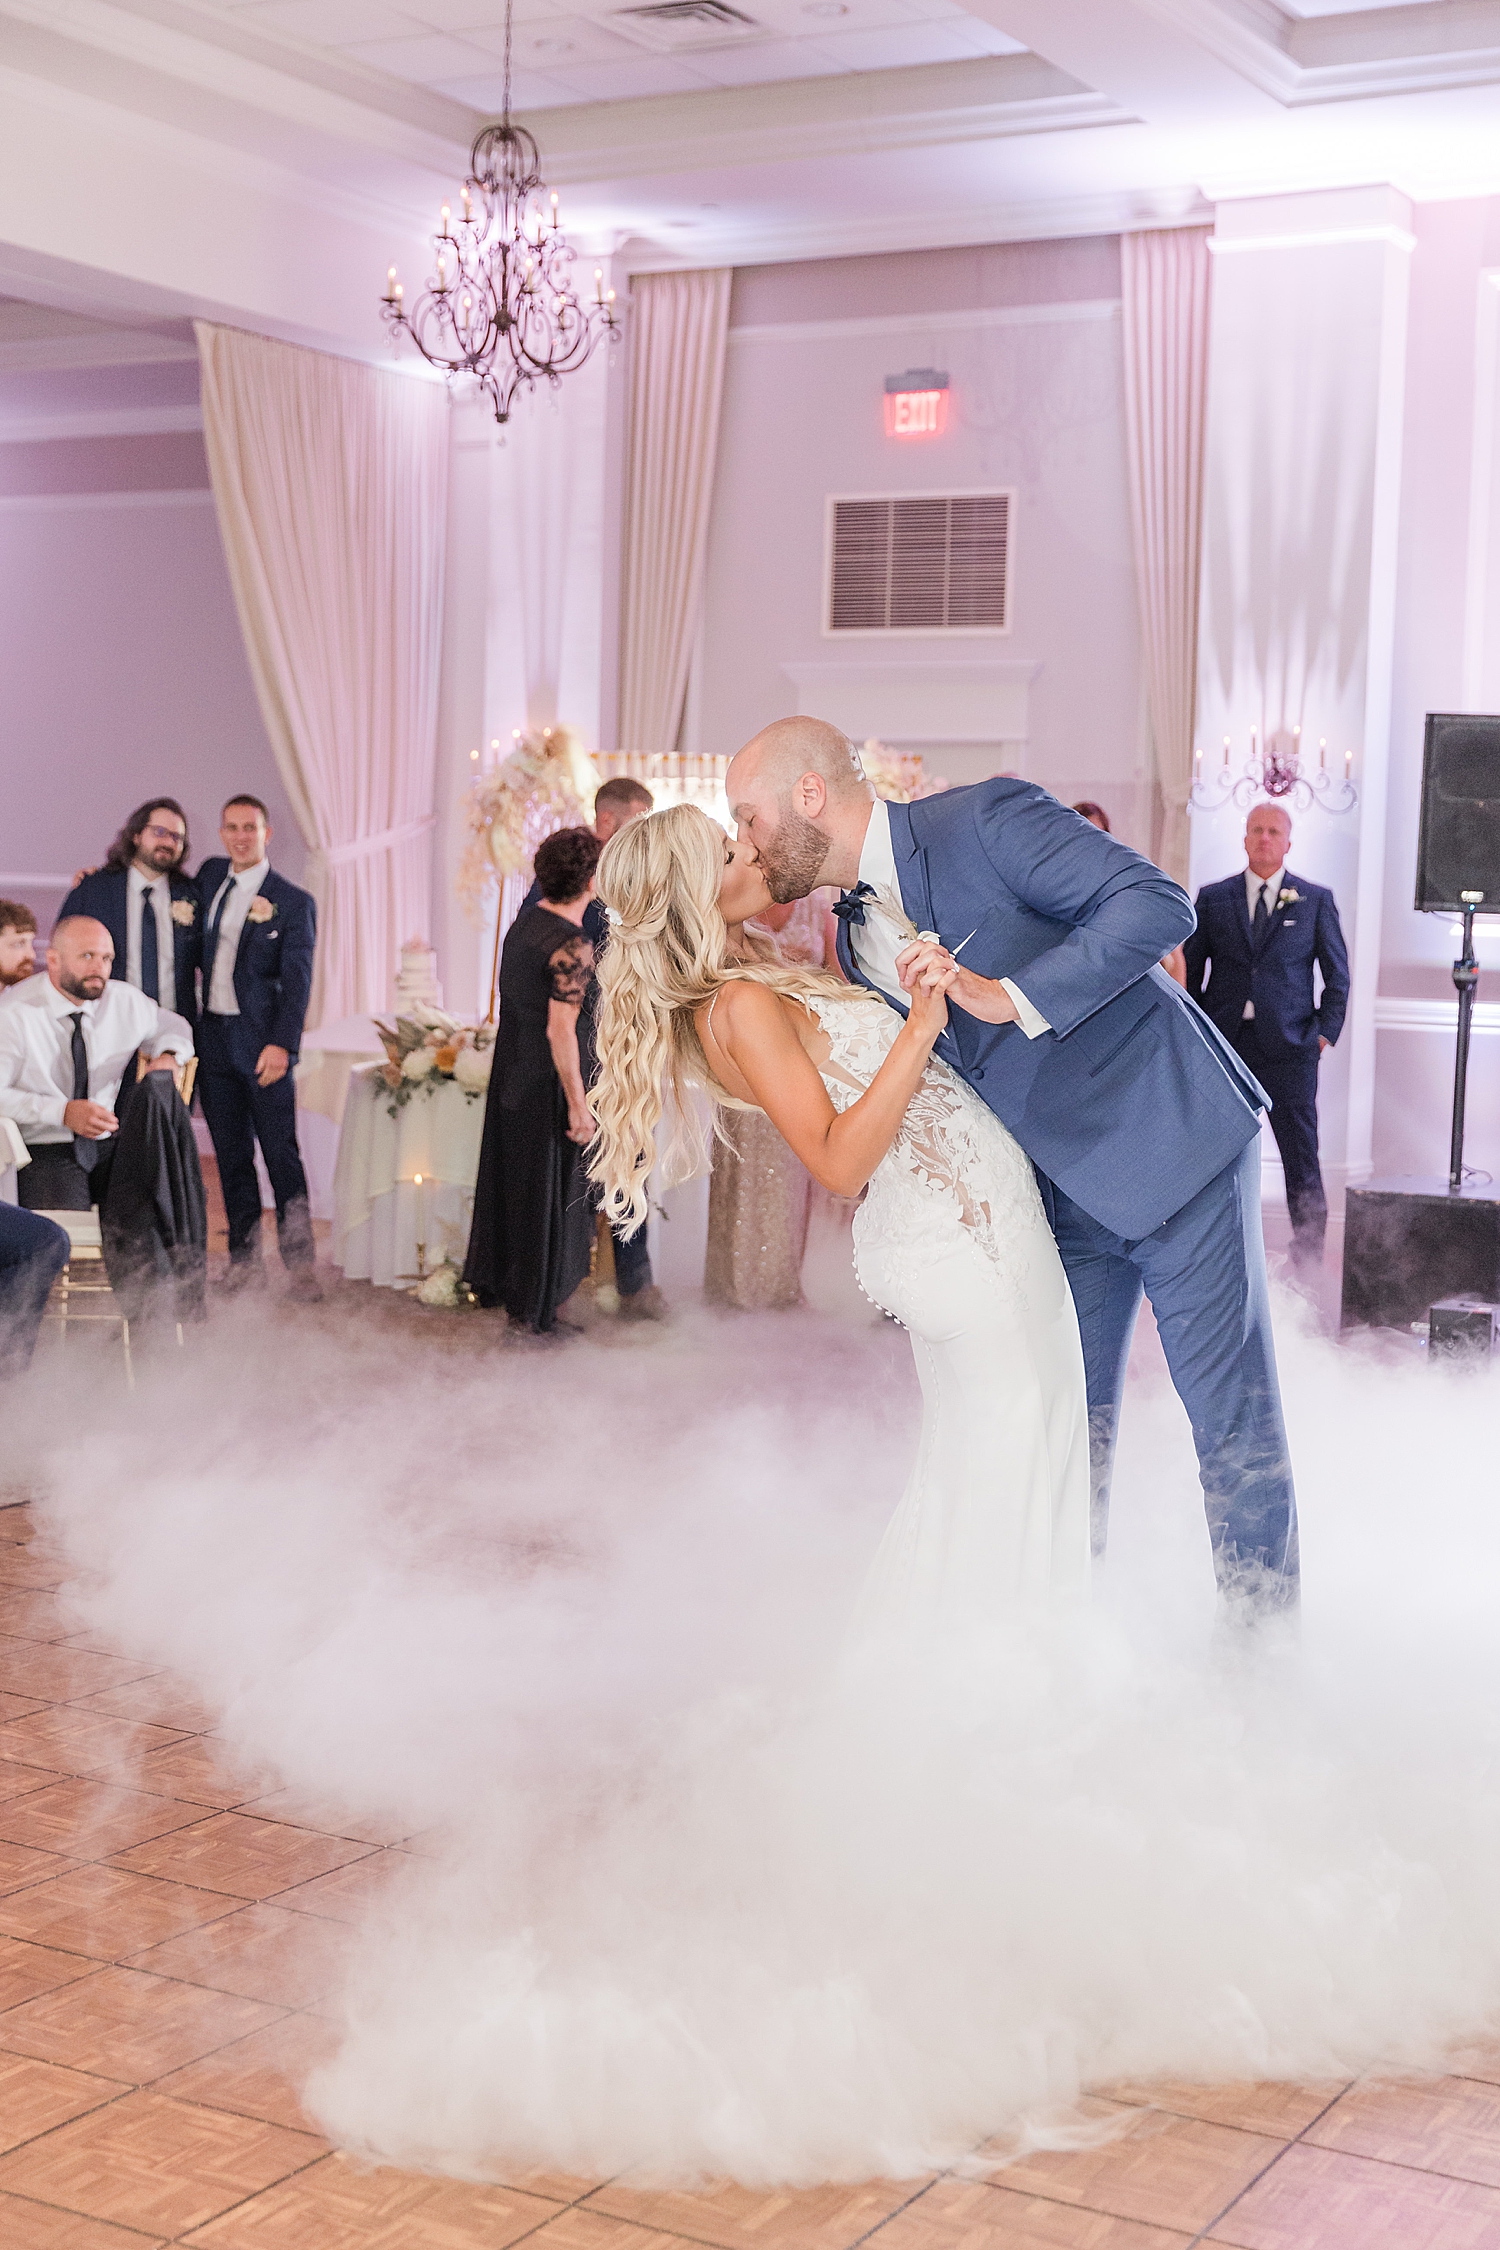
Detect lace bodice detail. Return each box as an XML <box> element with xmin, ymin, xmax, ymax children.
<box><xmin>805</xmin><ymin>992</ymin><xmax>1046</xmax><ymax>1305</ymax></box>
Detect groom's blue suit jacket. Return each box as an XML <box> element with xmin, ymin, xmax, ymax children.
<box><xmin>835</xmin><ymin>781</ymin><xmax>1267</xmax><ymax>1241</ymax></box>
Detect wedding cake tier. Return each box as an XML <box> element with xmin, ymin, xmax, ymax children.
<box><xmin>394</xmin><ymin>935</ymin><xmax>442</xmax><ymax>1013</ymax></box>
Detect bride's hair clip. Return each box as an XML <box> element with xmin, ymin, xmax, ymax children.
<box><xmin>605</xmin><ymin>905</ymin><xmax>625</xmax><ymax>929</ymax></box>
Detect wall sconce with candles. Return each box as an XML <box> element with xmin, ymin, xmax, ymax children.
<box><xmin>1189</xmin><ymin>725</ymin><xmax>1358</xmax><ymax>817</ymax></box>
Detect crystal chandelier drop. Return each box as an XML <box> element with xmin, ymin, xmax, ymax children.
<box><xmin>380</xmin><ymin>0</ymin><xmax>620</xmax><ymax>425</ymax></box>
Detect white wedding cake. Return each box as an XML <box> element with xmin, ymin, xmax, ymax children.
<box><xmin>394</xmin><ymin>935</ymin><xmax>443</xmax><ymax>1013</ymax></box>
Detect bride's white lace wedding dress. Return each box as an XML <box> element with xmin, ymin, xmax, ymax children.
<box><xmin>804</xmin><ymin>990</ymin><xmax>1091</xmax><ymax>1632</ymax></box>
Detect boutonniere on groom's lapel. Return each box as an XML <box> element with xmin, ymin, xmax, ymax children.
<box><xmin>246</xmin><ymin>896</ymin><xmax>277</xmax><ymax>923</ymax></box>
<box><xmin>170</xmin><ymin>899</ymin><xmax>196</xmax><ymax>927</ymax></box>
<box><xmin>1277</xmin><ymin>888</ymin><xmax>1302</xmax><ymax>908</ymax></box>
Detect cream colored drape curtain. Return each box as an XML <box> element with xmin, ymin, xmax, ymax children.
<box><xmin>1120</xmin><ymin>227</ymin><xmax>1212</xmax><ymax>886</ymax></box>
<box><xmin>196</xmin><ymin>324</ymin><xmax>449</xmax><ymax>1027</ymax></box>
<box><xmin>617</xmin><ymin>269</ymin><xmax>732</xmax><ymax>760</ymax></box>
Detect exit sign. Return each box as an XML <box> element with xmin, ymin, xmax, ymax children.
<box><xmin>884</xmin><ymin>366</ymin><xmax>949</xmax><ymax>438</ymax></box>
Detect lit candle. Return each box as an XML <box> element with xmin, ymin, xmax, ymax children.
<box><xmin>1222</xmin><ymin>734</ymin><xmax>1231</xmax><ymax>769</ymax></box>
<box><xmin>1194</xmin><ymin>742</ymin><xmax>1202</xmax><ymax>776</ymax></box>
<box><xmin>385</xmin><ymin>264</ymin><xmax>398</xmax><ymax>301</ymax></box>
<box><xmin>1345</xmin><ymin>745</ymin><xmax>1353</xmax><ymax>779</ymax></box>
<box><xmin>461</xmin><ymin>185</ymin><xmax>472</xmax><ymax>222</ymax></box>
<box><xmin>413</xmin><ymin>1173</ymin><xmax>427</xmax><ymax>1283</ymax></box>
<box><xmin>436</xmin><ymin>254</ymin><xmax>448</xmax><ymax>292</ymax></box>
<box><xmin>1319</xmin><ymin>736</ymin><xmax>1327</xmax><ymax>770</ymax></box>
<box><xmin>550</xmin><ymin>192</ymin><xmax>559</xmax><ymax>227</ymax></box>
<box><xmin>440</xmin><ymin>203</ymin><xmax>451</xmax><ymax>236</ymax></box>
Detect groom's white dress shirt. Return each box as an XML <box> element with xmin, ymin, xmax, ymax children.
<box><xmin>204</xmin><ymin>859</ymin><xmax>270</xmax><ymax>1018</ymax></box>
<box><xmin>0</xmin><ymin>974</ymin><xmax>192</xmax><ymax>1146</ymax></box>
<box><xmin>851</xmin><ymin>798</ymin><xmax>1051</xmax><ymax>1040</ymax></box>
<box><xmin>126</xmin><ymin>865</ymin><xmax>177</xmax><ymax>1013</ymax></box>
<box><xmin>1241</xmin><ymin>864</ymin><xmax>1285</xmax><ymax>1021</ymax></box>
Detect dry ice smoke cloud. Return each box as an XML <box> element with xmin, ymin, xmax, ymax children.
<box><xmin>13</xmin><ymin>1287</ymin><xmax>1500</xmax><ymax>2186</ymax></box>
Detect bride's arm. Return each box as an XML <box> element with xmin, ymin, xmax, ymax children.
<box><xmin>705</xmin><ymin>976</ymin><xmax>952</xmax><ymax>1198</ymax></box>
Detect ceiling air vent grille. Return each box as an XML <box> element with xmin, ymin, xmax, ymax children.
<box><xmin>827</xmin><ymin>492</ymin><xmax>1011</xmax><ymax>635</ymax></box>
<box><xmin>612</xmin><ymin>1</ymin><xmax>761</xmax><ymax>49</ymax></box>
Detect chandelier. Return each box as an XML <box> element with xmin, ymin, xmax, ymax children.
<box><xmin>380</xmin><ymin>0</ymin><xmax>620</xmax><ymax>425</ymax></box>
<box><xmin>1189</xmin><ymin>726</ymin><xmax>1358</xmax><ymax>817</ymax></box>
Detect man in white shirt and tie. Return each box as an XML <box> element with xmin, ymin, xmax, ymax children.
<box><xmin>195</xmin><ymin>795</ymin><xmax>320</xmax><ymax>1298</ymax></box>
<box><xmin>57</xmin><ymin>799</ymin><xmax>202</xmax><ymax>1037</ymax></box>
<box><xmin>0</xmin><ymin>918</ymin><xmax>194</xmax><ymax>1212</ymax></box>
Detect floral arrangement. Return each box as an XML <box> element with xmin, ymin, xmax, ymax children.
<box><xmin>373</xmin><ymin>1005</ymin><xmax>495</xmax><ymax>1114</ymax></box>
<box><xmin>857</xmin><ymin>739</ymin><xmax>952</xmax><ymax>803</ymax></box>
<box><xmin>413</xmin><ymin>1261</ymin><xmax>477</xmax><ymax>1309</ymax></box>
<box><xmin>457</xmin><ymin>725</ymin><xmax>601</xmax><ymax>922</ymax></box>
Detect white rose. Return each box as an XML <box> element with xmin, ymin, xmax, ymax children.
<box><xmin>401</xmin><ymin>1047</ymin><xmax>437</xmax><ymax>1081</ymax></box>
<box><xmin>416</xmin><ymin>1263</ymin><xmax>460</xmax><ymax>1307</ymax></box>
<box><xmin>453</xmin><ymin>1043</ymin><xmax>492</xmax><ymax>1091</ymax></box>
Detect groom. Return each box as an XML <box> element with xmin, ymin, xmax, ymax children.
<box><xmin>727</xmin><ymin>718</ymin><xmax>1296</xmax><ymax>1614</ymax></box>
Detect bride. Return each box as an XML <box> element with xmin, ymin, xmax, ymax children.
<box><xmin>589</xmin><ymin>802</ymin><xmax>1091</xmax><ymax>1631</ymax></box>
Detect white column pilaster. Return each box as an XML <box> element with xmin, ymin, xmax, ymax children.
<box><xmin>1193</xmin><ymin>185</ymin><xmax>1414</xmax><ymax>1202</ymax></box>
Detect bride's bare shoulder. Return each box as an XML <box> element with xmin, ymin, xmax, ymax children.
<box><xmin>699</xmin><ymin>980</ymin><xmax>787</xmax><ymax>1037</ymax></box>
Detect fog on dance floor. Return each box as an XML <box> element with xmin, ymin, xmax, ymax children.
<box><xmin>9</xmin><ymin>1285</ymin><xmax>1500</xmax><ymax>2184</ymax></box>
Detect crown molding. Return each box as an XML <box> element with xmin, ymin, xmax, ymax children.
<box><xmin>516</xmin><ymin>54</ymin><xmax>1128</xmax><ymax>187</ymax></box>
<box><xmin>1141</xmin><ymin>0</ymin><xmax>1500</xmax><ymax>104</ymax></box>
<box><xmin>616</xmin><ymin>185</ymin><xmax>1212</xmax><ymax>272</ymax></box>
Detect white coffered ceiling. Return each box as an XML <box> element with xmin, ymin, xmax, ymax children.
<box><xmin>1</xmin><ymin>0</ymin><xmax>1500</xmax><ymax>358</ymax></box>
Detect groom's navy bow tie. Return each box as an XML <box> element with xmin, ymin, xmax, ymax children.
<box><xmin>831</xmin><ymin>882</ymin><xmax>877</xmax><ymax>928</ymax></box>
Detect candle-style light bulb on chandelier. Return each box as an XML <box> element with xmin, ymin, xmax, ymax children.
<box><xmin>380</xmin><ymin>0</ymin><xmax>619</xmax><ymax>425</ymax></box>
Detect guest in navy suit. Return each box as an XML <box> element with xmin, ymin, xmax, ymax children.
<box><xmin>57</xmin><ymin>799</ymin><xmax>202</xmax><ymax>1036</ymax></box>
<box><xmin>195</xmin><ymin>795</ymin><xmax>320</xmax><ymax>1300</ymax></box>
<box><xmin>1183</xmin><ymin>802</ymin><xmax>1350</xmax><ymax>1266</ymax></box>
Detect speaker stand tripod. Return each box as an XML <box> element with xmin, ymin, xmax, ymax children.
<box><xmin>1449</xmin><ymin>901</ymin><xmax>1482</xmax><ymax>1191</ymax></box>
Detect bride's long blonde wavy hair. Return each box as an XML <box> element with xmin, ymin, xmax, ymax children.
<box><xmin>588</xmin><ymin>802</ymin><xmax>868</xmax><ymax>1236</ymax></box>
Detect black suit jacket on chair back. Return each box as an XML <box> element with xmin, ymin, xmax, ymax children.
<box><xmin>196</xmin><ymin>860</ymin><xmax>317</xmax><ymax>1071</ymax></box>
<box><xmin>56</xmin><ymin>867</ymin><xmax>202</xmax><ymax>1034</ymax></box>
<box><xmin>1182</xmin><ymin>869</ymin><xmax>1350</xmax><ymax>1061</ymax></box>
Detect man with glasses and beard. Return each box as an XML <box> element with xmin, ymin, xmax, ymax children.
<box><xmin>58</xmin><ymin>799</ymin><xmax>202</xmax><ymax>1038</ymax></box>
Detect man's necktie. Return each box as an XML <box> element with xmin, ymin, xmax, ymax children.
<box><xmin>1253</xmin><ymin>881</ymin><xmax>1270</xmax><ymax>945</ymax></box>
<box><xmin>204</xmin><ymin>880</ymin><xmax>231</xmax><ymax>1000</ymax></box>
<box><xmin>67</xmin><ymin>1010</ymin><xmax>99</xmax><ymax>1174</ymax></box>
<box><xmin>140</xmin><ymin>886</ymin><xmax>159</xmax><ymax>1001</ymax></box>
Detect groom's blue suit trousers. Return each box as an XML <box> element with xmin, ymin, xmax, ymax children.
<box><xmin>1042</xmin><ymin>1138</ymin><xmax>1299</xmax><ymax>1610</ymax></box>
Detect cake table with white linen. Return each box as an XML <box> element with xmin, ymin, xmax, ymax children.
<box><xmin>331</xmin><ymin>1062</ymin><xmax>486</xmax><ymax>1287</ymax></box>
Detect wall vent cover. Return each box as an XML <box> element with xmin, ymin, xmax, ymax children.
<box><xmin>612</xmin><ymin>1</ymin><xmax>761</xmax><ymax>49</ymax></box>
<box><xmin>826</xmin><ymin>491</ymin><xmax>1011</xmax><ymax>635</ymax></box>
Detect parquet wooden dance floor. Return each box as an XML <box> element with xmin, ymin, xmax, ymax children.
<box><xmin>0</xmin><ymin>1499</ymin><xmax>1497</xmax><ymax>2250</ymax></box>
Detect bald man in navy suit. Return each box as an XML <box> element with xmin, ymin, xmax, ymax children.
<box><xmin>1183</xmin><ymin>803</ymin><xmax>1349</xmax><ymax>1267</ymax></box>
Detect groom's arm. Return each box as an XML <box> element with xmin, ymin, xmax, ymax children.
<box><xmin>948</xmin><ymin>789</ymin><xmax>1195</xmax><ymax>1039</ymax></box>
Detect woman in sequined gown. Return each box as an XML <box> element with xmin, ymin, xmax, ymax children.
<box><xmin>702</xmin><ymin>891</ymin><xmax>835</xmax><ymax>1310</ymax></box>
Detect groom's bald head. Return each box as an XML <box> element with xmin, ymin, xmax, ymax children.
<box><xmin>727</xmin><ymin>717</ymin><xmax>876</xmax><ymax>900</ymax></box>
<box><xmin>730</xmin><ymin>717</ymin><xmax>871</xmax><ymax>809</ymax></box>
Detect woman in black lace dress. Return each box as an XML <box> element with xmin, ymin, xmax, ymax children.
<box><xmin>462</xmin><ymin>827</ymin><xmax>602</xmax><ymax>1332</ymax></box>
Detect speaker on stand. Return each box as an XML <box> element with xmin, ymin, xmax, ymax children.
<box><xmin>1341</xmin><ymin>714</ymin><xmax>1500</xmax><ymax>1333</ymax></box>
<box><xmin>1414</xmin><ymin>713</ymin><xmax>1500</xmax><ymax>1189</ymax></box>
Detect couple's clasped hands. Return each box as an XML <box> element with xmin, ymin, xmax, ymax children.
<box><xmin>894</xmin><ymin>940</ymin><xmax>1022</xmax><ymax>1036</ymax></box>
